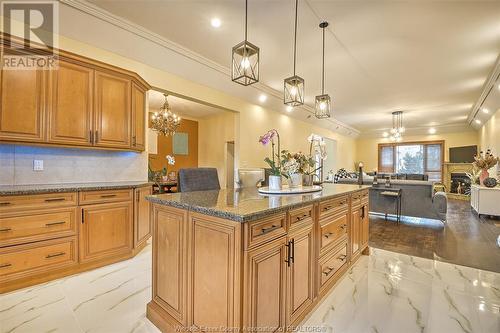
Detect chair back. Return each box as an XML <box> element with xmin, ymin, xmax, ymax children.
<box><xmin>178</xmin><ymin>168</ymin><xmax>221</xmax><ymax>192</ymax></box>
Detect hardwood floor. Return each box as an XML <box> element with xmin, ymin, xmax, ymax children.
<box><xmin>369</xmin><ymin>199</ymin><xmax>500</xmax><ymax>273</ymax></box>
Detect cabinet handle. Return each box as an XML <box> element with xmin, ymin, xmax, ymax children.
<box><xmin>322</xmin><ymin>267</ymin><xmax>334</xmax><ymax>276</ymax></box>
<box><xmin>337</xmin><ymin>254</ymin><xmax>347</xmax><ymax>262</ymax></box>
<box><xmin>45</xmin><ymin>198</ymin><xmax>65</xmax><ymax>202</ymax></box>
<box><xmin>285</xmin><ymin>241</ymin><xmax>291</xmax><ymax>267</ymax></box>
<box><xmin>324</xmin><ymin>232</ymin><xmax>333</xmax><ymax>238</ymax></box>
<box><xmin>95</xmin><ymin>130</ymin><xmax>98</xmax><ymax>143</ymax></box>
<box><xmin>45</xmin><ymin>221</ymin><xmax>66</xmax><ymax>227</ymax></box>
<box><xmin>89</xmin><ymin>130</ymin><xmax>93</xmax><ymax>144</ymax></box>
<box><xmin>81</xmin><ymin>209</ymin><xmax>84</xmax><ymax>224</ymax></box>
<box><xmin>0</xmin><ymin>202</ymin><xmax>11</xmax><ymax>206</ymax></box>
<box><xmin>290</xmin><ymin>238</ymin><xmax>295</xmax><ymax>264</ymax></box>
<box><xmin>45</xmin><ymin>252</ymin><xmax>66</xmax><ymax>259</ymax></box>
<box><xmin>0</xmin><ymin>227</ymin><xmax>12</xmax><ymax>232</ymax></box>
<box><xmin>0</xmin><ymin>263</ymin><xmax>12</xmax><ymax>269</ymax></box>
<box><xmin>261</xmin><ymin>224</ymin><xmax>279</xmax><ymax>235</ymax></box>
<box><xmin>361</xmin><ymin>206</ymin><xmax>365</xmax><ymax>219</ymax></box>
<box><xmin>295</xmin><ymin>213</ymin><xmax>309</xmax><ymax>221</ymax></box>
<box><xmin>100</xmin><ymin>194</ymin><xmax>117</xmax><ymax>198</ymax></box>
<box><xmin>340</xmin><ymin>224</ymin><xmax>347</xmax><ymax>230</ymax></box>
<box><xmin>322</xmin><ymin>205</ymin><xmax>332</xmax><ymax>212</ymax></box>
<box><xmin>132</xmin><ymin>135</ymin><xmax>136</xmax><ymax>146</ymax></box>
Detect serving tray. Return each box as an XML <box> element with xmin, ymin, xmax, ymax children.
<box><xmin>258</xmin><ymin>185</ymin><xmax>323</xmax><ymax>195</ymax></box>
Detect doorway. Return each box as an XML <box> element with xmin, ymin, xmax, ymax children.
<box><xmin>226</xmin><ymin>141</ymin><xmax>235</xmax><ymax>189</ymax></box>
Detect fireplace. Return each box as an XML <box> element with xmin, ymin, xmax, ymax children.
<box><xmin>450</xmin><ymin>172</ymin><xmax>471</xmax><ymax>195</ymax></box>
<box><xmin>443</xmin><ymin>163</ymin><xmax>473</xmax><ymax>200</ymax></box>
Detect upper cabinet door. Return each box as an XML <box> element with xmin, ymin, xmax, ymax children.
<box><xmin>0</xmin><ymin>66</ymin><xmax>45</xmax><ymax>142</ymax></box>
<box><xmin>48</xmin><ymin>60</ymin><xmax>94</xmax><ymax>145</ymax></box>
<box><xmin>94</xmin><ymin>71</ymin><xmax>131</xmax><ymax>149</ymax></box>
<box><xmin>131</xmin><ymin>82</ymin><xmax>146</xmax><ymax>150</ymax></box>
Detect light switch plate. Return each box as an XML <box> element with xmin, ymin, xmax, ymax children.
<box><xmin>33</xmin><ymin>160</ymin><xmax>44</xmax><ymax>171</ymax></box>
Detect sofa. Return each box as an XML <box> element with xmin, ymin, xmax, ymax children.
<box><xmin>366</xmin><ymin>173</ymin><xmax>429</xmax><ymax>181</ymax></box>
<box><xmin>335</xmin><ymin>178</ymin><xmax>447</xmax><ymax>222</ymax></box>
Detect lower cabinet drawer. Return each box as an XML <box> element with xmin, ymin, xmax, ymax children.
<box><xmin>0</xmin><ymin>237</ymin><xmax>78</xmax><ymax>279</ymax></box>
<box><xmin>318</xmin><ymin>213</ymin><xmax>348</xmax><ymax>256</ymax></box>
<box><xmin>245</xmin><ymin>213</ymin><xmax>286</xmax><ymax>249</ymax></box>
<box><xmin>0</xmin><ymin>208</ymin><xmax>78</xmax><ymax>247</ymax></box>
<box><xmin>79</xmin><ymin>189</ymin><xmax>133</xmax><ymax>205</ymax></box>
<box><xmin>318</xmin><ymin>243</ymin><xmax>348</xmax><ymax>290</ymax></box>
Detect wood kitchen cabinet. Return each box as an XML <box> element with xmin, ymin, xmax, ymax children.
<box><xmin>0</xmin><ymin>34</ymin><xmax>150</xmax><ymax>151</ymax></box>
<box><xmin>48</xmin><ymin>60</ymin><xmax>94</xmax><ymax>145</ymax></box>
<box><xmin>79</xmin><ymin>201</ymin><xmax>133</xmax><ymax>263</ymax></box>
<box><xmin>350</xmin><ymin>207</ymin><xmax>361</xmax><ymax>260</ymax></box>
<box><xmin>134</xmin><ymin>186</ymin><xmax>151</xmax><ymax>248</ymax></box>
<box><xmin>360</xmin><ymin>204</ymin><xmax>369</xmax><ymax>249</ymax></box>
<box><xmin>244</xmin><ymin>236</ymin><xmax>287</xmax><ymax>332</ymax></box>
<box><xmin>286</xmin><ymin>223</ymin><xmax>314</xmax><ymax>326</ymax></box>
<box><xmin>0</xmin><ymin>62</ymin><xmax>45</xmax><ymax>142</ymax></box>
<box><xmin>131</xmin><ymin>82</ymin><xmax>146</xmax><ymax>150</ymax></box>
<box><xmin>94</xmin><ymin>70</ymin><xmax>131</xmax><ymax>149</ymax></box>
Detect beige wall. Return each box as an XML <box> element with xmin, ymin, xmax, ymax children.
<box><xmin>356</xmin><ymin>131</ymin><xmax>479</xmax><ymax>172</ymax></box>
<box><xmin>237</xmin><ymin>106</ymin><xmax>357</xmax><ymax>172</ymax></box>
<box><xmin>198</xmin><ymin>112</ymin><xmax>236</xmax><ymax>188</ymax></box>
<box><xmin>479</xmin><ymin>108</ymin><xmax>500</xmax><ymax>176</ymax></box>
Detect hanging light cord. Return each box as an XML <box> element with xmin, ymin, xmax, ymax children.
<box><xmin>244</xmin><ymin>0</ymin><xmax>248</xmax><ymax>41</ymax></box>
<box><xmin>321</xmin><ymin>23</ymin><xmax>325</xmax><ymax>94</ymax></box>
<box><xmin>293</xmin><ymin>0</ymin><xmax>298</xmax><ymax>75</ymax></box>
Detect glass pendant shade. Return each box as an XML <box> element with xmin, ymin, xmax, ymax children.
<box><xmin>232</xmin><ymin>40</ymin><xmax>259</xmax><ymax>86</ymax></box>
<box><xmin>315</xmin><ymin>94</ymin><xmax>331</xmax><ymax>119</ymax></box>
<box><xmin>389</xmin><ymin>111</ymin><xmax>404</xmax><ymax>141</ymax></box>
<box><xmin>284</xmin><ymin>75</ymin><xmax>304</xmax><ymax>106</ymax></box>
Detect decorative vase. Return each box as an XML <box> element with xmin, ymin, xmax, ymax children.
<box><xmin>303</xmin><ymin>174</ymin><xmax>314</xmax><ymax>187</ymax></box>
<box><xmin>288</xmin><ymin>173</ymin><xmax>303</xmax><ymax>188</ymax></box>
<box><xmin>483</xmin><ymin>177</ymin><xmax>497</xmax><ymax>188</ymax></box>
<box><xmin>479</xmin><ymin>169</ymin><xmax>489</xmax><ymax>186</ymax></box>
<box><xmin>268</xmin><ymin>175</ymin><xmax>282</xmax><ymax>191</ymax></box>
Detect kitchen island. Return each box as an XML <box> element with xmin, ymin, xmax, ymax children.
<box><xmin>145</xmin><ymin>184</ymin><xmax>370</xmax><ymax>332</ymax></box>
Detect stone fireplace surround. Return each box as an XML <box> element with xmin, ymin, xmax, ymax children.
<box><xmin>443</xmin><ymin>163</ymin><xmax>473</xmax><ymax>200</ymax></box>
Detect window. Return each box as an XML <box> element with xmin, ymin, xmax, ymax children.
<box><xmin>378</xmin><ymin>141</ymin><xmax>444</xmax><ymax>181</ymax></box>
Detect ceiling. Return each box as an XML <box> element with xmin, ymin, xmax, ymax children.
<box><xmin>149</xmin><ymin>90</ymin><xmax>225</xmax><ymax>119</ymax></box>
<box><xmin>87</xmin><ymin>0</ymin><xmax>500</xmax><ymax>135</ymax></box>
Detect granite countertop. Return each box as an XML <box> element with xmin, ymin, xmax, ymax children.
<box><xmin>146</xmin><ymin>183</ymin><xmax>371</xmax><ymax>223</ymax></box>
<box><xmin>0</xmin><ymin>181</ymin><xmax>153</xmax><ymax>195</ymax></box>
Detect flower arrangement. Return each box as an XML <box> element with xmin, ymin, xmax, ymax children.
<box><xmin>473</xmin><ymin>149</ymin><xmax>499</xmax><ymax>186</ymax></box>
<box><xmin>259</xmin><ymin>129</ymin><xmax>281</xmax><ymax>176</ymax></box>
<box><xmin>305</xmin><ymin>134</ymin><xmax>327</xmax><ymax>176</ymax></box>
<box><xmin>148</xmin><ymin>155</ymin><xmax>176</xmax><ymax>193</ymax></box>
<box><xmin>473</xmin><ymin>149</ymin><xmax>499</xmax><ymax>170</ymax></box>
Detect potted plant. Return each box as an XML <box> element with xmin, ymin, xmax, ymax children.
<box><xmin>281</xmin><ymin>150</ymin><xmax>308</xmax><ymax>188</ymax></box>
<box><xmin>303</xmin><ymin>134</ymin><xmax>327</xmax><ymax>186</ymax></box>
<box><xmin>473</xmin><ymin>149</ymin><xmax>499</xmax><ymax>186</ymax></box>
<box><xmin>259</xmin><ymin>129</ymin><xmax>282</xmax><ymax>190</ymax></box>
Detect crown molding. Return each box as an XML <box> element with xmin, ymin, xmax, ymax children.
<box><xmin>60</xmin><ymin>0</ymin><xmax>360</xmax><ymax>136</ymax></box>
<box><xmin>467</xmin><ymin>54</ymin><xmax>500</xmax><ymax>125</ymax></box>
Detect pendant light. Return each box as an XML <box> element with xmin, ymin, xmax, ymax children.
<box><xmin>284</xmin><ymin>0</ymin><xmax>304</xmax><ymax>107</ymax></box>
<box><xmin>315</xmin><ymin>21</ymin><xmax>331</xmax><ymax>119</ymax></box>
<box><xmin>389</xmin><ymin>111</ymin><xmax>405</xmax><ymax>142</ymax></box>
<box><xmin>232</xmin><ymin>0</ymin><xmax>259</xmax><ymax>86</ymax></box>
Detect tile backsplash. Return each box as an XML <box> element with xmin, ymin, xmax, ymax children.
<box><xmin>0</xmin><ymin>144</ymin><xmax>148</xmax><ymax>185</ymax></box>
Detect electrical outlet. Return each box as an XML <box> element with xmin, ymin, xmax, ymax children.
<box><xmin>33</xmin><ymin>160</ymin><xmax>44</xmax><ymax>171</ymax></box>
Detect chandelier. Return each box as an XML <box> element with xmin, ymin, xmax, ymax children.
<box><xmin>315</xmin><ymin>21</ymin><xmax>331</xmax><ymax>119</ymax></box>
<box><xmin>390</xmin><ymin>111</ymin><xmax>405</xmax><ymax>142</ymax></box>
<box><xmin>151</xmin><ymin>94</ymin><xmax>181</xmax><ymax>136</ymax></box>
<box><xmin>284</xmin><ymin>0</ymin><xmax>304</xmax><ymax>107</ymax></box>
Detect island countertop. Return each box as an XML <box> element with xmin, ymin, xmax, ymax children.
<box><xmin>146</xmin><ymin>183</ymin><xmax>370</xmax><ymax>222</ymax></box>
<box><xmin>0</xmin><ymin>181</ymin><xmax>152</xmax><ymax>196</ymax></box>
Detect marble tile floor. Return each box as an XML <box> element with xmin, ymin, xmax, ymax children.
<box><xmin>1</xmin><ymin>243</ymin><xmax>498</xmax><ymax>333</ymax></box>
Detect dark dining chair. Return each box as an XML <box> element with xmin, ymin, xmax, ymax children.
<box><xmin>178</xmin><ymin>168</ymin><xmax>221</xmax><ymax>192</ymax></box>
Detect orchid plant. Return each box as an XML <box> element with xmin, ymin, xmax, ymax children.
<box><xmin>259</xmin><ymin>129</ymin><xmax>281</xmax><ymax>176</ymax></box>
<box><xmin>304</xmin><ymin>134</ymin><xmax>327</xmax><ymax>176</ymax></box>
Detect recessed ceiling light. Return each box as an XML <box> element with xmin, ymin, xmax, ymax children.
<box><xmin>482</xmin><ymin>108</ymin><xmax>489</xmax><ymax>114</ymax></box>
<box><xmin>428</xmin><ymin>128</ymin><xmax>436</xmax><ymax>134</ymax></box>
<box><xmin>382</xmin><ymin>132</ymin><xmax>388</xmax><ymax>137</ymax></box>
<box><xmin>286</xmin><ymin>106</ymin><xmax>293</xmax><ymax>112</ymax></box>
<box><xmin>475</xmin><ymin>119</ymin><xmax>481</xmax><ymax>124</ymax></box>
<box><xmin>211</xmin><ymin>18</ymin><xmax>221</xmax><ymax>28</ymax></box>
<box><xmin>258</xmin><ymin>94</ymin><xmax>267</xmax><ymax>103</ymax></box>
